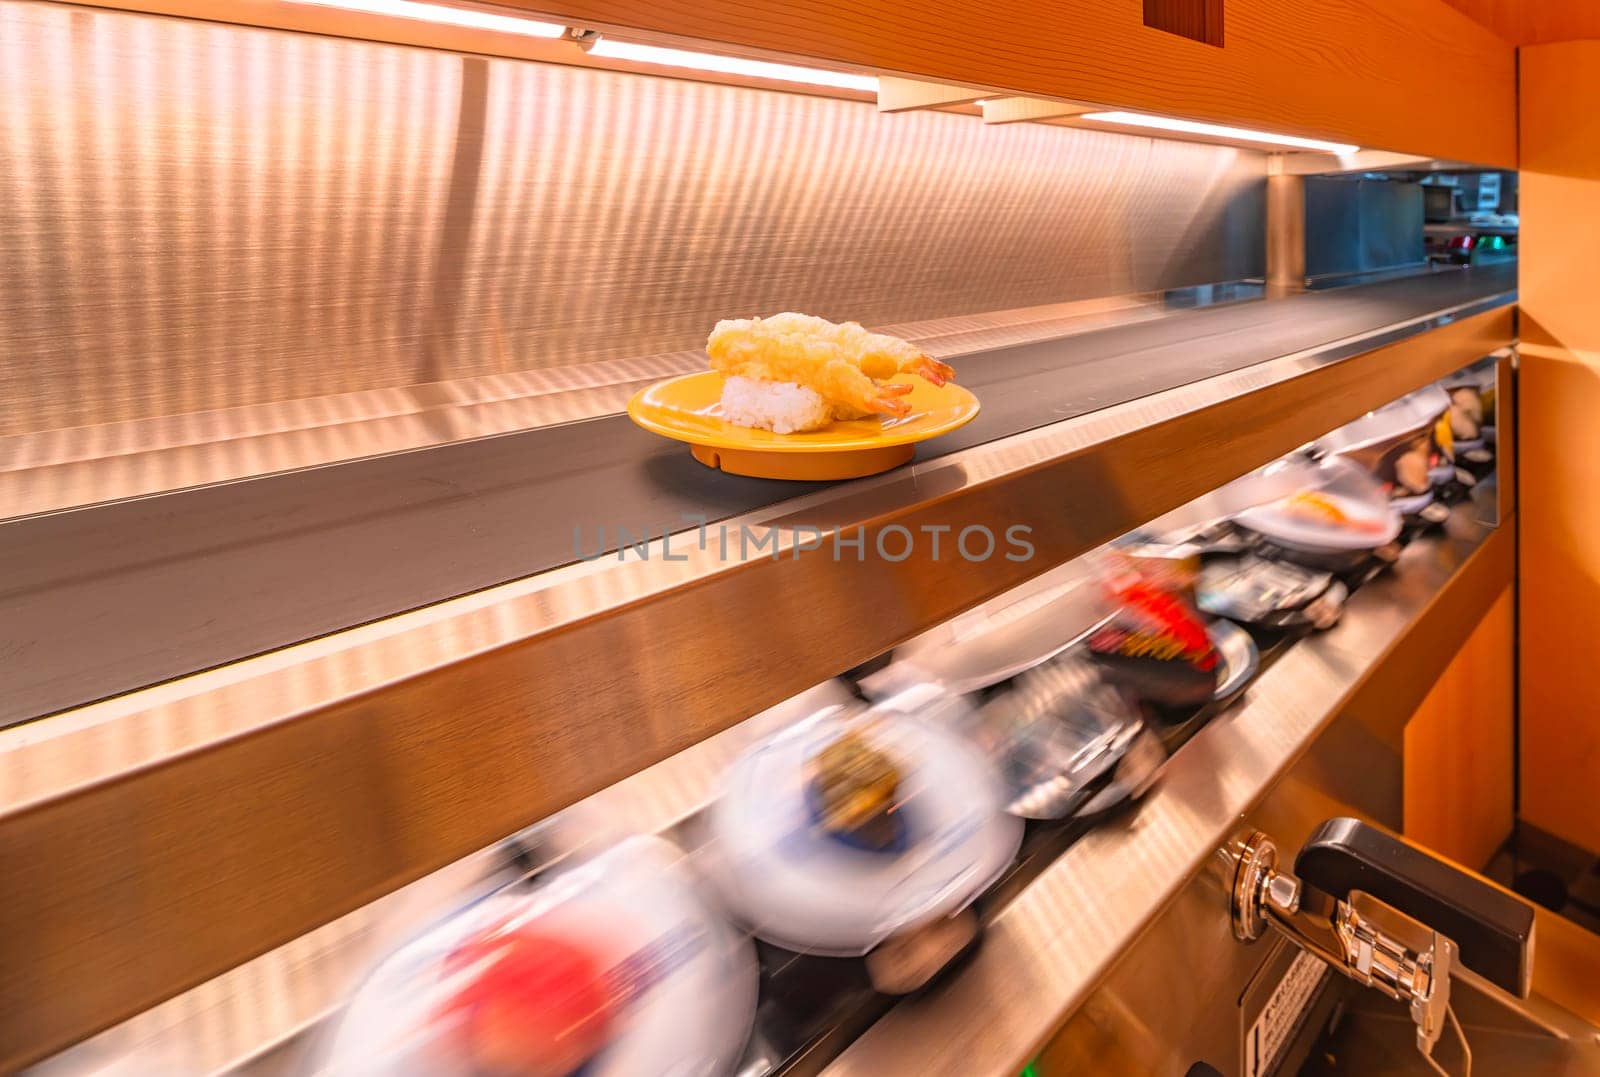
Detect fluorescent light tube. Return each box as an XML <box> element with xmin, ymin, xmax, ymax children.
<box><xmin>1081</xmin><ymin>111</ymin><xmax>1359</xmax><ymax>154</ymax></box>
<box><xmin>297</xmin><ymin>0</ymin><xmax>565</xmax><ymax>38</ymax></box>
<box><xmin>587</xmin><ymin>38</ymin><xmax>877</xmax><ymax>91</ymax></box>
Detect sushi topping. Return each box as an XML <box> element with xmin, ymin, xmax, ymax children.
<box><xmin>1448</xmin><ymin>386</ymin><xmax>1486</xmax><ymax>437</ymax></box>
<box><xmin>1434</xmin><ymin>414</ymin><xmax>1456</xmax><ymax>460</ymax></box>
<box><xmin>1392</xmin><ymin>443</ymin><xmax>1432</xmax><ymax>496</ymax></box>
<box><xmin>1278</xmin><ymin>490</ymin><xmax>1387</xmax><ymax>533</ymax></box>
<box><xmin>437</xmin><ymin>920</ymin><xmax>713</xmax><ymax>1076</ymax></box>
<box><xmin>1089</xmin><ymin>579</ymin><xmax>1218</xmax><ymax>672</ymax></box>
<box><xmin>438</xmin><ymin>929</ymin><xmax>617</xmax><ymax>1077</ymax></box>
<box><xmin>708</xmin><ymin>312</ymin><xmax>955</xmax><ymax>423</ymax></box>
<box><xmin>806</xmin><ymin>730</ymin><xmax>906</xmax><ymax>852</ymax></box>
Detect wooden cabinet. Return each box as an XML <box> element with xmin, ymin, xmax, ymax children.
<box><xmin>1404</xmin><ymin>587</ymin><xmax>1514</xmax><ymax>869</ymax></box>
<box><xmin>1518</xmin><ymin>39</ymin><xmax>1600</xmax><ymax>855</ymax></box>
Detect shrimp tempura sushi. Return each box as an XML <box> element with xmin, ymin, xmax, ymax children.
<box><xmin>707</xmin><ymin>313</ymin><xmax>956</xmax><ymax>433</ymax></box>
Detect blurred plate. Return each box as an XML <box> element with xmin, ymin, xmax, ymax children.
<box><xmin>877</xmin><ymin>567</ymin><xmax>1108</xmax><ymax>697</ymax></box>
<box><xmin>1314</xmin><ymin>385</ymin><xmax>1449</xmax><ymax>458</ymax></box>
<box><xmin>1076</xmin><ymin>726</ymin><xmax>1167</xmax><ymax>818</ymax></box>
<box><xmin>1197</xmin><ymin>555</ymin><xmax>1334</xmax><ymax>627</ymax></box>
<box><xmin>1209</xmin><ymin>619</ymin><xmax>1259</xmax><ymax>705</ymax></box>
<box><xmin>320</xmin><ymin>836</ymin><xmax>757</xmax><ymax>1077</ymax></box>
<box><xmin>706</xmin><ymin>707</ymin><xmax>1021</xmax><ymax>956</ymax></box>
<box><xmin>1234</xmin><ymin>490</ymin><xmax>1401</xmax><ymax>552</ymax></box>
<box><xmin>626</xmin><ymin>371</ymin><xmax>980</xmax><ymax>480</ymax></box>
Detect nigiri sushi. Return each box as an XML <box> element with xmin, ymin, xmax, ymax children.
<box><xmin>707</xmin><ymin>313</ymin><xmax>955</xmax><ymax>433</ymax></box>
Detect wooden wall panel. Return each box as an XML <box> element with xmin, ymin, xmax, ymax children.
<box><xmin>507</xmin><ymin>0</ymin><xmax>1518</xmax><ymax>165</ymax></box>
<box><xmin>1404</xmin><ymin>587</ymin><xmax>1514</xmax><ymax>870</ymax></box>
<box><xmin>1519</xmin><ymin>40</ymin><xmax>1600</xmax><ymax>855</ymax></box>
<box><xmin>1438</xmin><ymin>0</ymin><xmax>1600</xmax><ymax>46</ymax></box>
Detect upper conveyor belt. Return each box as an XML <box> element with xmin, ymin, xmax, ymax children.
<box><xmin>0</xmin><ymin>264</ymin><xmax>1514</xmax><ymax>726</ymax></box>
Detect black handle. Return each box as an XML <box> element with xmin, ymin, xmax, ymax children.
<box><xmin>1294</xmin><ymin>818</ymin><xmax>1534</xmax><ymax>997</ymax></box>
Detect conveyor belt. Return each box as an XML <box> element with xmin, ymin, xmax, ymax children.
<box><xmin>0</xmin><ymin>265</ymin><xmax>1514</xmax><ymax>726</ymax></box>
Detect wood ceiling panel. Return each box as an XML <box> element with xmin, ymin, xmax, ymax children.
<box><xmin>1438</xmin><ymin>0</ymin><xmax>1600</xmax><ymax>45</ymax></box>
<box><xmin>507</xmin><ymin>0</ymin><xmax>1518</xmax><ymax>165</ymax></box>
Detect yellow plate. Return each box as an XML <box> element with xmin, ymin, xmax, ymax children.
<box><xmin>626</xmin><ymin>371</ymin><xmax>981</xmax><ymax>481</ymax></box>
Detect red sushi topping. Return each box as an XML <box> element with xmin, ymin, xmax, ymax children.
<box><xmin>439</xmin><ymin>928</ymin><xmax>616</xmax><ymax>1077</ymax></box>
<box><xmin>1093</xmin><ymin>579</ymin><xmax>1218</xmax><ymax>671</ymax></box>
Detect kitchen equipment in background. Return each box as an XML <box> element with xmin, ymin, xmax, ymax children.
<box><xmin>1303</xmin><ymin>176</ymin><xmax>1427</xmax><ymax>285</ymax></box>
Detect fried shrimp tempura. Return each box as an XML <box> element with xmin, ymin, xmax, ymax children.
<box><xmin>707</xmin><ymin>313</ymin><xmax>954</xmax><ymax>419</ymax></box>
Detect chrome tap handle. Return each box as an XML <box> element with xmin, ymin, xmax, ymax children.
<box><xmin>1335</xmin><ymin>891</ymin><xmax>1457</xmax><ymax>1056</ymax></box>
<box><xmin>1295</xmin><ymin>818</ymin><xmax>1534</xmax><ymax>998</ymax></box>
<box><xmin>1227</xmin><ymin>820</ymin><xmax>1536</xmax><ymax>1072</ymax></box>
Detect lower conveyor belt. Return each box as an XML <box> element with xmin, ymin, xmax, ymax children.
<box><xmin>34</xmin><ymin>490</ymin><xmax>1511</xmax><ymax>1077</ymax></box>
<box><xmin>0</xmin><ymin>265</ymin><xmax>1514</xmax><ymax>726</ymax></box>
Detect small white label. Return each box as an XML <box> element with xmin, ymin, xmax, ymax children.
<box><xmin>1245</xmin><ymin>950</ymin><xmax>1331</xmax><ymax>1077</ymax></box>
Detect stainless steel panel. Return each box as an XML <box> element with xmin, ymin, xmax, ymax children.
<box><xmin>0</xmin><ymin>1</ymin><xmax>466</xmax><ymax>433</ymax></box>
<box><xmin>0</xmin><ymin>0</ymin><xmax>1265</xmax><ymax>438</ymax></box>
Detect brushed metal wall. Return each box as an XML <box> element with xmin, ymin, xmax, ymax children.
<box><xmin>0</xmin><ymin>1</ymin><xmax>1265</xmax><ymax>438</ymax></box>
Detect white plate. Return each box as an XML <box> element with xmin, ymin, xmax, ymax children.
<box><xmin>1234</xmin><ymin>490</ymin><xmax>1401</xmax><ymax>552</ymax></box>
<box><xmin>707</xmin><ymin>708</ymin><xmax>1022</xmax><ymax>956</ymax></box>
<box><xmin>1314</xmin><ymin>385</ymin><xmax>1449</xmax><ymax>457</ymax></box>
<box><xmin>320</xmin><ymin>835</ymin><xmax>757</xmax><ymax>1077</ymax></box>
<box><xmin>875</xmin><ymin>566</ymin><xmax>1108</xmax><ymax>696</ymax></box>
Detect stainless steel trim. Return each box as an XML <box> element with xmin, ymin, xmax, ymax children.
<box><xmin>0</xmin><ymin>301</ymin><xmax>1511</xmax><ymax>1069</ymax></box>
<box><xmin>826</xmin><ymin>511</ymin><xmax>1514</xmax><ymax>1077</ymax></box>
<box><xmin>1494</xmin><ymin>346</ymin><xmax>1517</xmax><ymax>523</ymax></box>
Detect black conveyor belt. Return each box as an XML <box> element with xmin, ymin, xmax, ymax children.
<box><xmin>0</xmin><ymin>265</ymin><xmax>1515</xmax><ymax>726</ymax></box>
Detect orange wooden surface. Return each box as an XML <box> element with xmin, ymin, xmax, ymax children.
<box><xmin>1519</xmin><ymin>40</ymin><xmax>1600</xmax><ymax>855</ymax></box>
<box><xmin>504</xmin><ymin>0</ymin><xmax>1517</xmax><ymax>166</ymax></box>
<box><xmin>1403</xmin><ymin>587</ymin><xmax>1514</xmax><ymax>871</ymax></box>
<box><xmin>1531</xmin><ymin>904</ymin><xmax>1600</xmax><ymax>1029</ymax></box>
<box><xmin>1439</xmin><ymin>0</ymin><xmax>1600</xmax><ymax>46</ymax></box>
